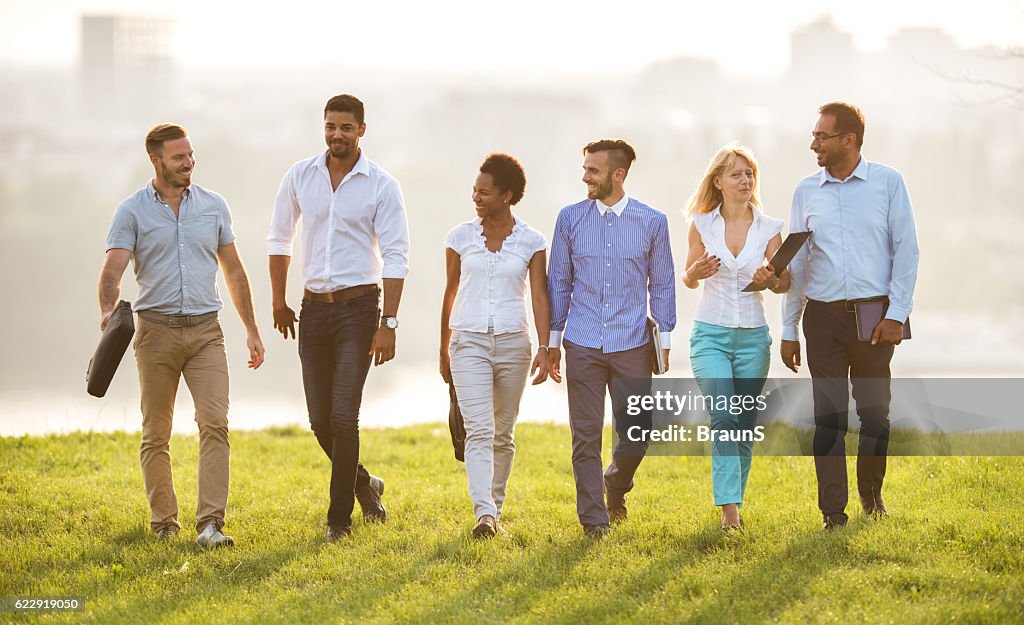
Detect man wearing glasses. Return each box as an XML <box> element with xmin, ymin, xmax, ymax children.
<box><xmin>781</xmin><ymin>102</ymin><xmax>920</xmax><ymax>531</ymax></box>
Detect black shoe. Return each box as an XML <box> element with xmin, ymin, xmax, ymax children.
<box><xmin>822</xmin><ymin>513</ymin><xmax>849</xmax><ymax>531</ymax></box>
<box><xmin>606</xmin><ymin>494</ymin><xmax>628</xmax><ymax>523</ymax></box>
<box><xmin>326</xmin><ymin>525</ymin><xmax>352</xmax><ymax>541</ymax></box>
<box><xmin>583</xmin><ymin>524</ymin><xmax>611</xmax><ymax>540</ymax></box>
<box><xmin>356</xmin><ymin>475</ymin><xmax>386</xmax><ymax>523</ymax></box>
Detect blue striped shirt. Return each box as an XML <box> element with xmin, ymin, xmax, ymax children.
<box><xmin>548</xmin><ymin>196</ymin><xmax>676</xmax><ymax>353</ymax></box>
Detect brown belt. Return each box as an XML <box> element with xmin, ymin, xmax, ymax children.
<box><xmin>808</xmin><ymin>297</ymin><xmax>888</xmax><ymax>313</ymax></box>
<box><xmin>139</xmin><ymin>310</ymin><xmax>218</xmax><ymax>327</ymax></box>
<box><xmin>303</xmin><ymin>284</ymin><xmax>378</xmax><ymax>304</ymax></box>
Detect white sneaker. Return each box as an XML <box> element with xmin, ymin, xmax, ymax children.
<box><xmin>196</xmin><ymin>523</ymin><xmax>234</xmax><ymax>549</ymax></box>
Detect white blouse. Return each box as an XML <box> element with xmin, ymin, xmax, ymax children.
<box><xmin>692</xmin><ymin>206</ymin><xmax>784</xmax><ymax>328</ymax></box>
<box><xmin>446</xmin><ymin>215</ymin><xmax>547</xmax><ymax>334</ymax></box>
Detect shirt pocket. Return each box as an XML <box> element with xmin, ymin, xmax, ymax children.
<box><xmin>185</xmin><ymin>215</ymin><xmax>221</xmax><ymax>253</ymax></box>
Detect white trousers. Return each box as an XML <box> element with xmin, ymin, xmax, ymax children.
<box><xmin>449</xmin><ymin>329</ymin><xmax>531</xmax><ymax>520</ymax></box>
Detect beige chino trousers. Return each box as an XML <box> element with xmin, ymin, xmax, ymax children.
<box><xmin>134</xmin><ymin>316</ymin><xmax>230</xmax><ymax>533</ymax></box>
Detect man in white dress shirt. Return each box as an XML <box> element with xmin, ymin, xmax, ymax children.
<box><xmin>267</xmin><ymin>94</ymin><xmax>411</xmax><ymax>540</ymax></box>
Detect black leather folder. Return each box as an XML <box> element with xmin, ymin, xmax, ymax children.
<box><xmin>87</xmin><ymin>300</ymin><xmax>134</xmax><ymax>398</ymax></box>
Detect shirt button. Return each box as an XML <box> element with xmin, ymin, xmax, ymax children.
<box><xmin>606</xmin><ymin>263</ymin><xmax>610</xmax><ymax>267</ymax></box>
<box><xmin>607</xmin><ymin>243</ymin><xmax>611</xmax><ymax>247</ymax></box>
<box><xmin>603</xmin><ymin>323</ymin><xmax>607</xmax><ymax>327</ymax></box>
<box><xmin>607</xmin><ymin>223</ymin><xmax>612</xmax><ymax>227</ymax></box>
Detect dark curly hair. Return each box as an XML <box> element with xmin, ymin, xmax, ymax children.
<box><xmin>479</xmin><ymin>153</ymin><xmax>527</xmax><ymax>205</ymax></box>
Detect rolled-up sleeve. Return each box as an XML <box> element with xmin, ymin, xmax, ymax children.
<box><xmin>266</xmin><ymin>167</ymin><xmax>299</xmax><ymax>256</ymax></box>
<box><xmin>375</xmin><ymin>177</ymin><xmax>410</xmax><ymax>279</ymax></box>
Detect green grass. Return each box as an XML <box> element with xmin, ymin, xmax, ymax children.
<box><xmin>1</xmin><ymin>424</ymin><xmax>1023</xmax><ymax>624</ymax></box>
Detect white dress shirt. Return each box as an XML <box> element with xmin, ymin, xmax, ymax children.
<box><xmin>446</xmin><ymin>215</ymin><xmax>547</xmax><ymax>335</ymax></box>
<box><xmin>692</xmin><ymin>205</ymin><xmax>784</xmax><ymax>328</ymax></box>
<box><xmin>266</xmin><ymin>150</ymin><xmax>410</xmax><ymax>292</ymax></box>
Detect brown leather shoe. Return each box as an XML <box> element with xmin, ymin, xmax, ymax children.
<box><xmin>472</xmin><ymin>515</ymin><xmax>497</xmax><ymax>539</ymax></box>
<box><xmin>326</xmin><ymin>525</ymin><xmax>352</xmax><ymax>541</ymax></box>
<box><xmin>606</xmin><ymin>495</ymin><xmax>628</xmax><ymax>523</ymax></box>
<box><xmin>583</xmin><ymin>524</ymin><xmax>611</xmax><ymax>539</ymax></box>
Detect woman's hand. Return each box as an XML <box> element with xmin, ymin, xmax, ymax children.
<box><xmin>439</xmin><ymin>349</ymin><xmax>452</xmax><ymax>384</ymax></box>
<box><xmin>530</xmin><ymin>348</ymin><xmax>550</xmax><ymax>385</ymax></box>
<box><xmin>750</xmin><ymin>264</ymin><xmax>780</xmax><ymax>290</ymax></box>
<box><xmin>684</xmin><ymin>252</ymin><xmax>720</xmax><ymax>284</ymax></box>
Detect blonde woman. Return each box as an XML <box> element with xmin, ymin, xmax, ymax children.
<box><xmin>683</xmin><ymin>144</ymin><xmax>788</xmax><ymax>529</ymax></box>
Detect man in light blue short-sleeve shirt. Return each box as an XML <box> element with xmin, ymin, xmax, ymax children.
<box><xmin>98</xmin><ymin>123</ymin><xmax>265</xmax><ymax>549</ymax></box>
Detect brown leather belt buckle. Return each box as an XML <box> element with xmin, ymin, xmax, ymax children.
<box><xmin>167</xmin><ymin>315</ymin><xmax>191</xmax><ymax>328</ymax></box>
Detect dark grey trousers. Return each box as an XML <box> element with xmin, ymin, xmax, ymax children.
<box><xmin>564</xmin><ymin>340</ymin><xmax>652</xmax><ymax>526</ymax></box>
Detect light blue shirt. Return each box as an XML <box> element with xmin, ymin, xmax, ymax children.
<box><xmin>548</xmin><ymin>195</ymin><xmax>676</xmax><ymax>353</ymax></box>
<box><xmin>106</xmin><ymin>181</ymin><xmax>235</xmax><ymax>315</ymax></box>
<box><xmin>782</xmin><ymin>158</ymin><xmax>920</xmax><ymax>341</ymax></box>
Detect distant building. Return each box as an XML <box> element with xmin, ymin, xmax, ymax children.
<box><xmin>79</xmin><ymin>14</ymin><xmax>176</xmax><ymax>120</ymax></box>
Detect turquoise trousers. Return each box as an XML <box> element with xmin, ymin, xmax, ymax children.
<box><xmin>689</xmin><ymin>321</ymin><xmax>771</xmax><ymax>507</ymax></box>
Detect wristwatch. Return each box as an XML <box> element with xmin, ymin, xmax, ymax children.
<box><xmin>382</xmin><ymin>316</ymin><xmax>399</xmax><ymax>330</ymax></box>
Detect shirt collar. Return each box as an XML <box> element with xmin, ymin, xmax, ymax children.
<box><xmin>148</xmin><ymin>180</ymin><xmax>190</xmax><ymax>204</ymax></box>
<box><xmin>312</xmin><ymin>149</ymin><xmax>370</xmax><ymax>178</ymax></box>
<box><xmin>596</xmin><ymin>195</ymin><xmax>629</xmax><ymax>217</ymax></box>
<box><xmin>818</xmin><ymin>157</ymin><xmax>868</xmax><ymax>186</ymax></box>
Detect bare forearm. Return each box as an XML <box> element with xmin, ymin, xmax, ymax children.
<box><xmin>532</xmin><ymin>293</ymin><xmax>552</xmax><ymax>347</ymax></box>
<box><xmin>98</xmin><ymin>271</ymin><xmax>121</xmax><ymax>313</ymax></box>
<box><xmin>440</xmin><ymin>290</ymin><xmax>456</xmax><ymax>352</ymax></box>
<box><xmin>226</xmin><ymin>270</ymin><xmax>259</xmax><ymax>333</ymax></box>
<box><xmin>269</xmin><ymin>255</ymin><xmax>291</xmax><ymax>307</ymax></box>
<box><xmin>382</xmin><ymin>278</ymin><xmax>404</xmax><ymax>318</ymax></box>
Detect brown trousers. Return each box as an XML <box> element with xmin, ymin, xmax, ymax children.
<box><xmin>134</xmin><ymin>316</ymin><xmax>230</xmax><ymax>533</ymax></box>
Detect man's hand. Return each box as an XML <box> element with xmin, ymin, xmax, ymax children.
<box><xmin>247</xmin><ymin>332</ymin><xmax>266</xmax><ymax>369</ymax></box>
<box><xmin>100</xmin><ymin>308</ymin><xmax>115</xmax><ymax>331</ymax></box>
<box><xmin>547</xmin><ymin>347</ymin><xmax>563</xmax><ymax>383</ymax></box>
<box><xmin>780</xmin><ymin>339</ymin><xmax>801</xmax><ymax>373</ymax></box>
<box><xmin>370</xmin><ymin>326</ymin><xmax>396</xmax><ymax>366</ymax></box>
<box><xmin>661</xmin><ymin>348</ymin><xmax>671</xmax><ymax>373</ymax></box>
<box><xmin>871</xmin><ymin>319</ymin><xmax>904</xmax><ymax>346</ymax></box>
<box><xmin>273</xmin><ymin>304</ymin><xmax>298</xmax><ymax>340</ymax></box>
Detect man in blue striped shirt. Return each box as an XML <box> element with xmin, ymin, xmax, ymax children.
<box><xmin>548</xmin><ymin>139</ymin><xmax>676</xmax><ymax>538</ymax></box>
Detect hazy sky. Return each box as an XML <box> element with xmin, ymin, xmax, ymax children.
<box><xmin>2</xmin><ymin>0</ymin><xmax>1022</xmax><ymax>75</ymax></box>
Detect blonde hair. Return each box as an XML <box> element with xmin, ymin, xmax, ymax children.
<box><xmin>685</xmin><ymin>143</ymin><xmax>762</xmax><ymax>217</ymax></box>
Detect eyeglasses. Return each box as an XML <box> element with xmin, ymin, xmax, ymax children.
<box><xmin>810</xmin><ymin>131</ymin><xmax>846</xmax><ymax>142</ymax></box>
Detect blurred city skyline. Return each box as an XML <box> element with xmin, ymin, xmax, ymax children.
<box><xmin>1</xmin><ymin>3</ymin><xmax>1023</xmax><ymax>434</ymax></box>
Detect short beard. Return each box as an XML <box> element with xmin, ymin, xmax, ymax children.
<box><xmin>587</xmin><ymin>176</ymin><xmax>613</xmax><ymax>201</ymax></box>
<box><xmin>160</xmin><ymin>162</ymin><xmax>190</xmax><ymax>188</ymax></box>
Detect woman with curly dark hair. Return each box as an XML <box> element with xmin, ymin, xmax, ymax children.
<box><xmin>439</xmin><ymin>153</ymin><xmax>555</xmax><ymax>538</ymax></box>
